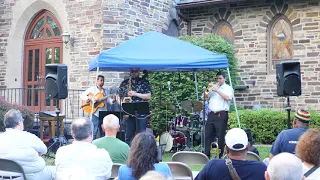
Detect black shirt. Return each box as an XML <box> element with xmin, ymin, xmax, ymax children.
<box><xmin>118</xmin><ymin>77</ymin><xmax>152</xmax><ymax>102</ymax></box>
<box><xmin>195</xmin><ymin>159</ymin><xmax>267</xmax><ymax>180</ymax></box>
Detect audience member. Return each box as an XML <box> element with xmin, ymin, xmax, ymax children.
<box><xmin>265</xmin><ymin>152</ymin><xmax>305</xmax><ymax>180</ymax></box>
<box><xmin>93</xmin><ymin>114</ymin><xmax>130</xmax><ymax>164</ymax></box>
<box><xmin>55</xmin><ymin>118</ymin><xmax>112</xmax><ymax>180</ymax></box>
<box><xmin>0</xmin><ymin>109</ymin><xmax>55</xmax><ymax>180</ymax></box>
<box><xmin>139</xmin><ymin>171</ymin><xmax>168</xmax><ymax>180</ymax></box>
<box><xmin>296</xmin><ymin>128</ymin><xmax>320</xmax><ymax>179</ymax></box>
<box><xmin>118</xmin><ymin>132</ymin><xmax>172</xmax><ymax>179</ymax></box>
<box><xmin>195</xmin><ymin>128</ymin><xmax>267</xmax><ymax>180</ymax></box>
<box><xmin>268</xmin><ymin>109</ymin><xmax>310</xmax><ymax>160</ymax></box>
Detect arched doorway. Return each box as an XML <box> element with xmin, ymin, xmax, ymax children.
<box><xmin>24</xmin><ymin>10</ymin><xmax>63</xmax><ymax>112</ymax></box>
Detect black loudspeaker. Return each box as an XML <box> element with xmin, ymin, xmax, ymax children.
<box><xmin>45</xmin><ymin>64</ymin><xmax>68</xmax><ymax>99</ymax></box>
<box><xmin>276</xmin><ymin>61</ymin><xmax>301</xmax><ymax>97</ymax></box>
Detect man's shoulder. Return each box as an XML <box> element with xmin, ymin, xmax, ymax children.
<box><xmin>19</xmin><ymin>130</ymin><xmax>40</xmax><ymax>140</ymax></box>
<box><xmin>280</xmin><ymin>128</ymin><xmax>301</xmax><ymax>136</ymax></box>
<box><xmin>139</xmin><ymin>78</ymin><xmax>150</xmax><ymax>84</ymax></box>
<box><xmin>206</xmin><ymin>159</ymin><xmax>226</xmax><ymax>166</ymax></box>
<box><xmin>243</xmin><ymin>160</ymin><xmax>267</xmax><ymax>168</ymax></box>
<box><xmin>222</xmin><ymin>83</ymin><xmax>233</xmax><ymax>90</ymax></box>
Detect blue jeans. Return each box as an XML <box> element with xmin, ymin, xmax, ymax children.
<box><xmin>125</xmin><ymin>115</ymin><xmax>147</xmax><ymax>146</ymax></box>
<box><xmin>91</xmin><ymin>115</ymin><xmax>104</xmax><ymax>140</ymax></box>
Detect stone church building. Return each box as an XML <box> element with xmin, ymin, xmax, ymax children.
<box><xmin>0</xmin><ymin>0</ymin><xmax>319</xmax><ymax>118</ymax></box>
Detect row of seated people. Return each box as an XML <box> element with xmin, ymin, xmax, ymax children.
<box><xmin>0</xmin><ymin>109</ymin><xmax>319</xmax><ymax>180</ymax></box>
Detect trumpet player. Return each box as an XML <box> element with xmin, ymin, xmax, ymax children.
<box><xmin>203</xmin><ymin>71</ymin><xmax>234</xmax><ymax>158</ymax></box>
<box><xmin>118</xmin><ymin>68</ymin><xmax>152</xmax><ymax>146</ymax></box>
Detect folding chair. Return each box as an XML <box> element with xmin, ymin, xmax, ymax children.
<box><xmin>172</xmin><ymin>151</ymin><xmax>209</xmax><ymax>165</ymax></box>
<box><xmin>109</xmin><ymin>163</ymin><xmax>122</xmax><ymax>180</ymax></box>
<box><xmin>165</xmin><ymin>162</ymin><xmax>193</xmax><ymax>180</ymax></box>
<box><xmin>246</xmin><ymin>151</ymin><xmax>261</xmax><ymax>161</ymax></box>
<box><xmin>0</xmin><ymin>158</ymin><xmax>26</xmax><ymax>180</ymax></box>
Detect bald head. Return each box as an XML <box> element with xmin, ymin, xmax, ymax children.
<box><xmin>266</xmin><ymin>153</ymin><xmax>304</xmax><ymax>180</ymax></box>
<box><xmin>71</xmin><ymin>118</ymin><xmax>93</xmax><ymax>141</ymax></box>
<box><xmin>103</xmin><ymin>114</ymin><xmax>119</xmax><ymax>130</ymax></box>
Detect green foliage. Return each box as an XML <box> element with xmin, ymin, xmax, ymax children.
<box><xmin>0</xmin><ymin>97</ymin><xmax>34</xmax><ymax>132</ymax></box>
<box><xmin>229</xmin><ymin>109</ymin><xmax>320</xmax><ymax>144</ymax></box>
<box><xmin>148</xmin><ymin>35</ymin><xmax>238</xmax><ymax>133</ymax></box>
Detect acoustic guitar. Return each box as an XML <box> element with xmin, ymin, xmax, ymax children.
<box><xmin>81</xmin><ymin>92</ymin><xmax>116</xmax><ymax>114</ymax></box>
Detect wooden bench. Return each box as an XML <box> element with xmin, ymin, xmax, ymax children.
<box><xmin>39</xmin><ymin>115</ymin><xmax>65</xmax><ymax>142</ymax></box>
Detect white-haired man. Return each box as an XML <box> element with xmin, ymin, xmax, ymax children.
<box><xmin>195</xmin><ymin>128</ymin><xmax>266</xmax><ymax>180</ymax></box>
<box><xmin>55</xmin><ymin>118</ymin><xmax>112</xmax><ymax>180</ymax></box>
<box><xmin>93</xmin><ymin>114</ymin><xmax>130</xmax><ymax>164</ymax></box>
<box><xmin>0</xmin><ymin>109</ymin><xmax>55</xmax><ymax>180</ymax></box>
<box><xmin>265</xmin><ymin>152</ymin><xmax>305</xmax><ymax>180</ymax></box>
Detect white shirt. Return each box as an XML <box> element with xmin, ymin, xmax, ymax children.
<box><xmin>55</xmin><ymin>141</ymin><xmax>113</xmax><ymax>180</ymax></box>
<box><xmin>303</xmin><ymin>163</ymin><xmax>320</xmax><ymax>180</ymax></box>
<box><xmin>208</xmin><ymin>83</ymin><xmax>233</xmax><ymax>112</ymax></box>
<box><xmin>0</xmin><ymin>128</ymin><xmax>47</xmax><ymax>174</ymax></box>
<box><xmin>80</xmin><ymin>86</ymin><xmax>111</xmax><ymax>117</ymax></box>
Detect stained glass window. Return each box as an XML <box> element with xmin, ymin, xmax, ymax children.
<box><xmin>214</xmin><ymin>21</ymin><xmax>234</xmax><ymax>44</ymax></box>
<box><xmin>28</xmin><ymin>13</ymin><xmax>61</xmax><ymax>39</ymax></box>
<box><xmin>269</xmin><ymin>16</ymin><xmax>293</xmax><ymax>72</ymax></box>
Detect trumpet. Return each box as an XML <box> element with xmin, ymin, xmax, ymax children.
<box><xmin>205</xmin><ymin>84</ymin><xmax>218</xmax><ymax>93</ymax></box>
<box><xmin>205</xmin><ymin>87</ymin><xmax>213</xmax><ymax>93</ymax></box>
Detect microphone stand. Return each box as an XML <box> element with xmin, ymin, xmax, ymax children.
<box><xmin>201</xmin><ymin>87</ymin><xmax>206</xmax><ymax>153</ymax></box>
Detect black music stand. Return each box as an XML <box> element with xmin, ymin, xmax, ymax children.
<box><xmin>99</xmin><ymin>111</ymin><xmax>125</xmax><ymax>141</ymax></box>
<box><xmin>122</xmin><ymin>102</ymin><xmax>150</xmax><ymax>132</ymax></box>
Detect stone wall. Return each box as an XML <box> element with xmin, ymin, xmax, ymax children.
<box><xmin>0</xmin><ymin>0</ymin><xmax>15</xmax><ymax>88</ymax></box>
<box><xmin>179</xmin><ymin>0</ymin><xmax>320</xmax><ymax>110</ymax></box>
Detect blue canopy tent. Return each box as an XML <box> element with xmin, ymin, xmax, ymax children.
<box><xmin>88</xmin><ymin>31</ymin><xmax>240</xmax><ymax>127</ymax></box>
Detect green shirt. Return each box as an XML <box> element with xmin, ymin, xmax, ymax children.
<box><xmin>93</xmin><ymin>137</ymin><xmax>130</xmax><ymax>164</ymax></box>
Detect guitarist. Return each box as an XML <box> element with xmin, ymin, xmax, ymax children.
<box><xmin>118</xmin><ymin>68</ymin><xmax>152</xmax><ymax>146</ymax></box>
<box><xmin>80</xmin><ymin>75</ymin><xmax>115</xmax><ymax>140</ymax></box>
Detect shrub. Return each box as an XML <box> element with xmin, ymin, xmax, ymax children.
<box><xmin>228</xmin><ymin>109</ymin><xmax>320</xmax><ymax>144</ymax></box>
<box><xmin>148</xmin><ymin>35</ymin><xmax>238</xmax><ymax>133</ymax></box>
<box><xmin>0</xmin><ymin>97</ymin><xmax>34</xmax><ymax>132</ymax></box>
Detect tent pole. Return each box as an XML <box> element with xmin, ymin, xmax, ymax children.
<box><xmin>194</xmin><ymin>71</ymin><xmax>199</xmax><ymax>101</ymax></box>
<box><xmin>90</xmin><ymin>67</ymin><xmax>100</xmax><ymax>121</ymax></box>
<box><xmin>227</xmin><ymin>68</ymin><xmax>240</xmax><ymax>128</ymax></box>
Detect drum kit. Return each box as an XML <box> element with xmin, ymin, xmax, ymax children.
<box><xmin>159</xmin><ymin>99</ymin><xmax>204</xmax><ymax>152</ymax></box>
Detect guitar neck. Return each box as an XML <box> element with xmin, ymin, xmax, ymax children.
<box><xmin>99</xmin><ymin>94</ymin><xmax>114</xmax><ymax>101</ymax></box>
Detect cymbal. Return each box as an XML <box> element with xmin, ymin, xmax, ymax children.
<box><xmin>159</xmin><ymin>100</ymin><xmax>179</xmax><ymax>113</ymax></box>
<box><xmin>181</xmin><ymin>100</ymin><xmax>203</xmax><ymax>112</ymax></box>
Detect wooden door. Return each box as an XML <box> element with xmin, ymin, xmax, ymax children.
<box><xmin>23</xmin><ymin>10</ymin><xmax>63</xmax><ymax>113</ymax></box>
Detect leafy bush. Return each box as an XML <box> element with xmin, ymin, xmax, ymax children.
<box><xmin>229</xmin><ymin>109</ymin><xmax>320</xmax><ymax>144</ymax></box>
<box><xmin>0</xmin><ymin>97</ymin><xmax>34</xmax><ymax>132</ymax></box>
<box><xmin>148</xmin><ymin>35</ymin><xmax>238</xmax><ymax>133</ymax></box>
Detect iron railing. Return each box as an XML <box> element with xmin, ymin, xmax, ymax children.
<box><xmin>0</xmin><ymin>88</ymin><xmax>86</xmax><ymax>120</ymax></box>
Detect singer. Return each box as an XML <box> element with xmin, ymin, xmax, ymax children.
<box><xmin>203</xmin><ymin>71</ymin><xmax>234</xmax><ymax>158</ymax></box>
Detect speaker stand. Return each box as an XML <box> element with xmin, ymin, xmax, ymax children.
<box><xmin>285</xmin><ymin>97</ymin><xmax>292</xmax><ymax>129</ymax></box>
<box><xmin>45</xmin><ymin>99</ymin><xmax>68</xmax><ymax>159</ymax></box>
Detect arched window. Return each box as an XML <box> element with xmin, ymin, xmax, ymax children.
<box><xmin>268</xmin><ymin>14</ymin><xmax>293</xmax><ymax>72</ymax></box>
<box><xmin>166</xmin><ymin>20</ymin><xmax>179</xmax><ymax>37</ymax></box>
<box><xmin>24</xmin><ymin>10</ymin><xmax>63</xmax><ymax>111</ymax></box>
<box><xmin>213</xmin><ymin>20</ymin><xmax>234</xmax><ymax>44</ymax></box>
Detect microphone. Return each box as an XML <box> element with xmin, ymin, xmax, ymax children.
<box><xmin>167</xmin><ymin>81</ymin><xmax>171</xmax><ymax>91</ymax></box>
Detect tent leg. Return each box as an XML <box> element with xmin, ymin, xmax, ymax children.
<box><xmin>227</xmin><ymin>68</ymin><xmax>240</xmax><ymax>128</ymax></box>
<box><xmin>90</xmin><ymin>67</ymin><xmax>100</xmax><ymax>121</ymax></box>
<box><xmin>194</xmin><ymin>71</ymin><xmax>199</xmax><ymax>101</ymax></box>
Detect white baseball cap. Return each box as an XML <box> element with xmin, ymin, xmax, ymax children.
<box><xmin>225</xmin><ymin>128</ymin><xmax>248</xmax><ymax>151</ymax></box>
